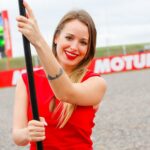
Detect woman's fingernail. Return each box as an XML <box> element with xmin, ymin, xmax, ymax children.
<box><xmin>44</xmin><ymin>121</ymin><xmax>48</xmax><ymax>126</ymax></box>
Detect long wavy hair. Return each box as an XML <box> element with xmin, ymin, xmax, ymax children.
<box><xmin>49</xmin><ymin>9</ymin><xmax>97</xmax><ymax>128</ymax></box>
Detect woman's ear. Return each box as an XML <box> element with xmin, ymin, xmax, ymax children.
<box><xmin>54</xmin><ymin>33</ymin><xmax>59</xmax><ymax>45</ymax></box>
<box><xmin>54</xmin><ymin>38</ymin><xmax>57</xmax><ymax>45</ymax></box>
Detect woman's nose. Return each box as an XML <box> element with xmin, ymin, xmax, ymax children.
<box><xmin>70</xmin><ymin>41</ymin><xmax>78</xmax><ymax>50</ymax></box>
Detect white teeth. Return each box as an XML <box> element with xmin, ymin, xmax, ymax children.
<box><xmin>66</xmin><ymin>51</ymin><xmax>77</xmax><ymax>57</ymax></box>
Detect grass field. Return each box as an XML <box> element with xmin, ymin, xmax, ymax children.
<box><xmin>95</xmin><ymin>42</ymin><xmax>150</xmax><ymax>57</ymax></box>
<box><xmin>0</xmin><ymin>42</ymin><xmax>150</xmax><ymax>71</ymax></box>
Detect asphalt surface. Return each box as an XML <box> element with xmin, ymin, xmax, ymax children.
<box><xmin>0</xmin><ymin>69</ymin><xmax>150</xmax><ymax>150</ymax></box>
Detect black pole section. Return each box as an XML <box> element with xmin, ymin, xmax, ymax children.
<box><xmin>18</xmin><ymin>0</ymin><xmax>43</xmax><ymax>149</ymax></box>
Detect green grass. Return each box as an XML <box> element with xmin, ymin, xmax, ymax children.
<box><xmin>95</xmin><ymin>42</ymin><xmax>150</xmax><ymax>58</ymax></box>
<box><xmin>0</xmin><ymin>42</ymin><xmax>150</xmax><ymax>71</ymax></box>
<box><xmin>0</xmin><ymin>55</ymin><xmax>40</xmax><ymax>71</ymax></box>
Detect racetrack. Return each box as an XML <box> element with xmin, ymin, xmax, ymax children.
<box><xmin>0</xmin><ymin>69</ymin><xmax>150</xmax><ymax>150</ymax></box>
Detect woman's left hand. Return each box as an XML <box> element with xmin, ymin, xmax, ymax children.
<box><xmin>16</xmin><ymin>1</ymin><xmax>43</xmax><ymax>47</ymax></box>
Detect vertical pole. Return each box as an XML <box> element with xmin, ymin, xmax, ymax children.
<box><xmin>17</xmin><ymin>0</ymin><xmax>43</xmax><ymax>149</ymax></box>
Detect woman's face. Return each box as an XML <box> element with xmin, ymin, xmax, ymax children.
<box><xmin>55</xmin><ymin>19</ymin><xmax>89</xmax><ymax>72</ymax></box>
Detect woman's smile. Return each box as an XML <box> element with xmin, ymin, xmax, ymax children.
<box><xmin>65</xmin><ymin>50</ymin><xmax>79</xmax><ymax>60</ymax></box>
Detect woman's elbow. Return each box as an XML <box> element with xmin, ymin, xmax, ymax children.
<box><xmin>12</xmin><ymin>130</ymin><xmax>29</xmax><ymax>146</ymax></box>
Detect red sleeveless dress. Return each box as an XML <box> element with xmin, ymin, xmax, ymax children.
<box><xmin>22</xmin><ymin>68</ymin><xmax>101</xmax><ymax>150</ymax></box>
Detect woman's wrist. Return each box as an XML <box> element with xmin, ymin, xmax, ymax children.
<box><xmin>24</xmin><ymin>127</ymin><xmax>30</xmax><ymax>143</ymax></box>
<box><xmin>18</xmin><ymin>128</ymin><xmax>30</xmax><ymax>145</ymax></box>
<box><xmin>34</xmin><ymin>34</ymin><xmax>45</xmax><ymax>49</ymax></box>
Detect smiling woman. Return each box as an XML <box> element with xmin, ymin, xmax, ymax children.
<box><xmin>54</xmin><ymin>19</ymin><xmax>89</xmax><ymax>71</ymax></box>
<box><xmin>12</xmin><ymin>1</ymin><xmax>107</xmax><ymax>150</ymax></box>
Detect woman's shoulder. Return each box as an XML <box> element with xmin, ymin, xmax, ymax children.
<box><xmin>81</xmin><ymin>69</ymin><xmax>101</xmax><ymax>82</ymax></box>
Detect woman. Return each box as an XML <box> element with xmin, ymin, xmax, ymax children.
<box><xmin>12</xmin><ymin>1</ymin><xmax>107</xmax><ymax>150</ymax></box>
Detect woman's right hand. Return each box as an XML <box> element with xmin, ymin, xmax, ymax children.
<box><xmin>27</xmin><ymin>117</ymin><xmax>47</xmax><ymax>142</ymax></box>
<box><xmin>16</xmin><ymin>1</ymin><xmax>43</xmax><ymax>47</ymax></box>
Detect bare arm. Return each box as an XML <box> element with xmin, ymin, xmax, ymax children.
<box><xmin>28</xmin><ymin>31</ymin><xmax>107</xmax><ymax>106</ymax></box>
<box><xmin>12</xmin><ymin>77</ymin><xmax>47</xmax><ymax>146</ymax></box>
<box><xmin>12</xmin><ymin>77</ymin><xmax>29</xmax><ymax>146</ymax></box>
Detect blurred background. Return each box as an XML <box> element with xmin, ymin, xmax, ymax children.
<box><xmin>0</xmin><ymin>0</ymin><xmax>150</xmax><ymax>149</ymax></box>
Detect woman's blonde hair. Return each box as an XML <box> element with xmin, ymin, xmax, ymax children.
<box><xmin>50</xmin><ymin>9</ymin><xmax>97</xmax><ymax>128</ymax></box>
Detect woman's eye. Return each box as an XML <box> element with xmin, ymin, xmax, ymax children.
<box><xmin>81</xmin><ymin>41</ymin><xmax>87</xmax><ymax>45</ymax></box>
<box><xmin>65</xmin><ymin>36</ymin><xmax>72</xmax><ymax>40</ymax></box>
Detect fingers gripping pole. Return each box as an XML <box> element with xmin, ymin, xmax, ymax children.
<box><xmin>18</xmin><ymin>0</ymin><xmax>43</xmax><ymax>149</ymax></box>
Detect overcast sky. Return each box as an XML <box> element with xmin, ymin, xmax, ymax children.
<box><xmin>0</xmin><ymin>0</ymin><xmax>150</xmax><ymax>57</ymax></box>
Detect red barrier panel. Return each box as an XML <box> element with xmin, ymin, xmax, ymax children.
<box><xmin>0</xmin><ymin>70</ymin><xmax>13</xmax><ymax>87</ymax></box>
<box><xmin>88</xmin><ymin>52</ymin><xmax>150</xmax><ymax>74</ymax></box>
<box><xmin>0</xmin><ymin>52</ymin><xmax>150</xmax><ymax>88</ymax></box>
<box><xmin>0</xmin><ymin>69</ymin><xmax>23</xmax><ymax>87</ymax></box>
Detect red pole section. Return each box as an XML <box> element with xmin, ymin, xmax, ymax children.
<box><xmin>1</xmin><ymin>10</ymin><xmax>12</xmax><ymax>57</ymax></box>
